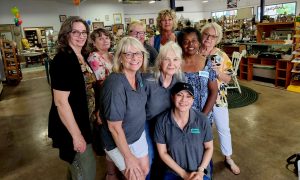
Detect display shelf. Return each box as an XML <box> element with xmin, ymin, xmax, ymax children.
<box><xmin>288</xmin><ymin>22</ymin><xmax>300</xmax><ymax>91</ymax></box>
<box><xmin>0</xmin><ymin>39</ymin><xmax>22</xmax><ymax>84</ymax></box>
<box><xmin>24</xmin><ymin>29</ymin><xmax>39</xmax><ymax>47</ymax></box>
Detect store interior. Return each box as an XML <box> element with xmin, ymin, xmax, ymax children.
<box><xmin>1</xmin><ymin>0</ymin><xmax>300</xmax><ymax>179</ymax></box>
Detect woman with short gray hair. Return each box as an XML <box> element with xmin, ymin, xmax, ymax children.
<box><xmin>200</xmin><ymin>22</ymin><xmax>240</xmax><ymax>175</ymax></box>
<box><xmin>143</xmin><ymin>41</ymin><xmax>184</xmax><ymax>179</ymax></box>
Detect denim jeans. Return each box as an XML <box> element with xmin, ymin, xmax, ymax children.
<box><xmin>67</xmin><ymin>144</ymin><xmax>96</xmax><ymax>180</ymax></box>
<box><xmin>164</xmin><ymin>171</ymin><xmax>210</xmax><ymax>180</ymax></box>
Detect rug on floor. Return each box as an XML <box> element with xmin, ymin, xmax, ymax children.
<box><xmin>227</xmin><ymin>85</ymin><xmax>259</xmax><ymax>109</ymax></box>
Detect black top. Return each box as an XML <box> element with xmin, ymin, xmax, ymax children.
<box><xmin>99</xmin><ymin>72</ymin><xmax>147</xmax><ymax>151</ymax></box>
<box><xmin>48</xmin><ymin>49</ymin><xmax>92</xmax><ymax>163</ymax></box>
<box><xmin>144</xmin><ymin>43</ymin><xmax>158</xmax><ymax>67</ymax></box>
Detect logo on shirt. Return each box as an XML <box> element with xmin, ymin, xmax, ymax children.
<box><xmin>191</xmin><ymin>128</ymin><xmax>200</xmax><ymax>134</ymax></box>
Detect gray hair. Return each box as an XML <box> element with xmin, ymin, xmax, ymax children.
<box><xmin>201</xmin><ymin>22</ymin><xmax>223</xmax><ymax>44</ymax></box>
<box><xmin>113</xmin><ymin>36</ymin><xmax>148</xmax><ymax>73</ymax></box>
<box><xmin>153</xmin><ymin>41</ymin><xmax>184</xmax><ymax>81</ymax></box>
<box><xmin>128</xmin><ymin>20</ymin><xmax>146</xmax><ymax>33</ymax></box>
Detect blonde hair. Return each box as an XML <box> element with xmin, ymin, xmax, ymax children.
<box><xmin>113</xmin><ymin>36</ymin><xmax>148</xmax><ymax>73</ymax></box>
<box><xmin>201</xmin><ymin>22</ymin><xmax>223</xmax><ymax>44</ymax></box>
<box><xmin>153</xmin><ymin>41</ymin><xmax>183</xmax><ymax>81</ymax></box>
<box><xmin>128</xmin><ymin>20</ymin><xmax>146</xmax><ymax>33</ymax></box>
<box><xmin>156</xmin><ymin>9</ymin><xmax>177</xmax><ymax>32</ymax></box>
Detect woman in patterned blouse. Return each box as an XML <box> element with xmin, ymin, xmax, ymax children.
<box><xmin>87</xmin><ymin>28</ymin><xmax>119</xmax><ymax>180</ymax></box>
<box><xmin>200</xmin><ymin>22</ymin><xmax>240</xmax><ymax>175</ymax></box>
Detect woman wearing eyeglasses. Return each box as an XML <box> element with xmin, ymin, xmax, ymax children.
<box><xmin>99</xmin><ymin>37</ymin><xmax>149</xmax><ymax>180</ymax></box>
<box><xmin>200</xmin><ymin>23</ymin><xmax>240</xmax><ymax>175</ymax></box>
<box><xmin>48</xmin><ymin>16</ymin><xmax>96</xmax><ymax>179</ymax></box>
<box><xmin>128</xmin><ymin>21</ymin><xmax>158</xmax><ymax>67</ymax></box>
<box><xmin>150</xmin><ymin>9</ymin><xmax>177</xmax><ymax>52</ymax></box>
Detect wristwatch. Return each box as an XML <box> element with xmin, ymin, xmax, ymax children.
<box><xmin>198</xmin><ymin>167</ymin><xmax>208</xmax><ymax>175</ymax></box>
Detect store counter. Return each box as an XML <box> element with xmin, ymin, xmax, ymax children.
<box><xmin>19</xmin><ymin>51</ymin><xmax>46</xmax><ymax>67</ymax></box>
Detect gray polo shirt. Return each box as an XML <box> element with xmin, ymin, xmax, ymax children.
<box><xmin>143</xmin><ymin>73</ymin><xmax>182</xmax><ymax>121</ymax></box>
<box><xmin>100</xmin><ymin>72</ymin><xmax>147</xmax><ymax>151</ymax></box>
<box><xmin>154</xmin><ymin>108</ymin><xmax>213</xmax><ymax>172</ymax></box>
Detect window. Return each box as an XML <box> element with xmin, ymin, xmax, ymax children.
<box><xmin>257</xmin><ymin>2</ymin><xmax>296</xmax><ymax>21</ymax></box>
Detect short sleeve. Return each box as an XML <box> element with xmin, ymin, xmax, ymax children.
<box><xmin>154</xmin><ymin>113</ymin><xmax>167</xmax><ymax>144</ymax></box>
<box><xmin>101</xmin><ymin>74</ymin><xmax>126</xmax><ymax>121</ymax></box>
<box><xmin>50</xmin><ymin>53</ymin><xmax>73</xmax><ymax>91</ymax></box>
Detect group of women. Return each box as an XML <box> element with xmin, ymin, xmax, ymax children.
<box><xmin>48</xmin><ymin>8</ymin><xmax>240</xmax><ymax>180</ymax></box>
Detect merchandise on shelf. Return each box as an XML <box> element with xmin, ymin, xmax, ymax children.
<box><xmin>0</xmin><ymin>39</ymin><xmax>22</xmax><ymax>84</ymax></box>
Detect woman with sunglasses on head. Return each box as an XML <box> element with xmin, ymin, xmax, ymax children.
<box><xmin>200</xmin><ymin>22</ymin><xmax>240</xmax><ymax>175</ymax></box>
<box><xmin>99</xmin><ymin>37</ymin><xmax>149</xmax><ymax>180</ymax></box>
<box><xmin>48</xmin><ymin>16</ymin><xmax>96</xmax><ymax>179</ymax></box>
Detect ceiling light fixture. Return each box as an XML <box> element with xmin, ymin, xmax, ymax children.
<box><xmin>149</xmin><ymin>0</ymin><xmax>155</xmax><ymax>4</ymax></box>
<box><xmin>202</xmin><ymin>0</ymin><xmax>208</xmax><ymax>3</ymax></box>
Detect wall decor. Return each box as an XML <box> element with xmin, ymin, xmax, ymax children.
<box><xmin>140</xmin><ymin>19</ymin><xmax>146</xmax><ymax>25</ymax></box>
<box><xmin>105</xmin><ymin>15</ymin><xmax>109</xmax><ymax>21</ymax></box>
<box><xmin>227</xmin><ymin>0</ymin><xmax>237</xmax><ymax>9</ymax></box>
<box><xmin>149</xmin><ymin>18</ymin><xmax>154</xmax><ymax>25</ymax></box>
<box><xmin>59</xmin><ymin>15</ymin><xmax>67</xmax><ymax>22</ymax></box>
<box><xmin>113</xmin><ymin>13</ymin><xmax>122</xmax><ymax>24</ymax></box>
<box><xmin>92</xmin><ymin>22</ymin><xmax>104</xmax><ymax>30</ymax></box>
<box><xmin>125</xmin><ymin>18</ymin><xmax>131</xmax><ymax>24</ymax></box>
<box><xmin>105</xmin><ymin>26</ymin><xmax>112</xmax><ymax>31</ymax></box>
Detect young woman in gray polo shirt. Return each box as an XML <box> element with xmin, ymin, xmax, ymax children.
<box><xmin>143</xmin><ymin>41</ymin><xmax>184</xmax><ymax>179</ymax></box>
<box><xmin>99</xmin><ymin>37</ymin><xmax>149</xmax><ymax>180</ymax></box>
<box><xmin>154</xmin><ymin>82</ymin><xmax>213</xmax><ymax>180</ymax></box>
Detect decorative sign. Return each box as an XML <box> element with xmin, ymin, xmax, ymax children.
<box><xmin>227</xmin><ymin>0</ymin><xmax>237</xmax><ymax>9</ymax></box>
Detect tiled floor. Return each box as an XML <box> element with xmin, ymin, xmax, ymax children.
<box><xmin>1</xmin><ymin>74</ymin><xmax>300</xmax><ymax>180</ymax></box>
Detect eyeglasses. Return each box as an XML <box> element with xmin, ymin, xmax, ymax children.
<box><xmin>202</xmin><ymin>32</ymin><xmax>218</xmax><ymax>40</ymax></box>
<box><xmin>123</xmin><ymin>52</ymin><xmax>144</xmax><ymax>59</ymax></box>
<box><xmin>182</xmin><ymin>39</ymin><xmax>199</xmax><ymax>46</ymax></box>
<box><xmin>130</xmin><ymin>31</ymin><xmax>146</xmax><ymax>36</ymax></box>
<box><xmin>71</xmin><ymin>30</ymin><xmax>88</xmax><ymax>37</ymax></box>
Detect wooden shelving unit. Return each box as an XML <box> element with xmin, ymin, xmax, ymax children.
<box><xmin>288</xmin><ymin>21</ymin><xmax>300</xmax><ymax>92</ymax></box>
<box><xmin>0</xmin><ymin>39</ymin><xmax>22</xmax><ymax>84</ymax></box>
<box><xmin>24</xmin><ymin>29</ymin><xmax>39</xmax><ymax>47</ymax></box>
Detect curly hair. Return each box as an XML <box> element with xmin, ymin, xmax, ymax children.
<box><xmin>177</xmin><ymin>27</ymin><xmax>201</xmax><ymax>49</ymax></box>
<box><xmin>156</xmin><ymin>9</ymin><xmax>177</xmax><ymax>32</ymax></box>
<box><xmin>88</xmin><ymin>28</ymin><xmax>114</xmax><ymax>52</ymax></box>
<box><xmin>56</xmin><ymin>16</ymin><xmax>90</xmax><ymax>55</ymax></box>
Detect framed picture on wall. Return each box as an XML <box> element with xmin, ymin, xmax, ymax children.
<box><xmin>105</xmin><ymin>15</ymin><xmax>110</xmax><ymax>21</ymax></box>
<box><xmin>59</xmin><ymin>15</ymin><xmax>67</xmax><ymax>22</ymax></box>
<box><xmin>140</xmin><ymin>19</ymin><xmax>146</xmax><ymax>25</ymax></box>
<box><xmin>125</xmin><ymin>18</ymin><xmax>131</xmax><ymax>24</ymax></box>
<box><xmin>113</xmin><ymin>13</ymin><xmax>122</xmax><ymax>24</ymax></box>
<box><xmin>227</xmin><ymin>0</ymin><xmax>237</xmax><ymax>8</ymax></box>
<box><xmin>149</xmin><ymin>18</ymin><xmax>154</xmax><ymax>25</ymax></box>
<box><xmin>92</xmin><ymin>22</ymin><xmax>104</xmax><ymax>30</ymax></box>
<box><xmin>105</xmin><ymin>26</ymin><xmax>112</xmax><ymax>31</ymax></box>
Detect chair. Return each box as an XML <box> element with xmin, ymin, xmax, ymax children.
<box><xmin>226</xmin><ymin>50</ymin><xmax>246</xmax><ymax>94</ymax></box>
